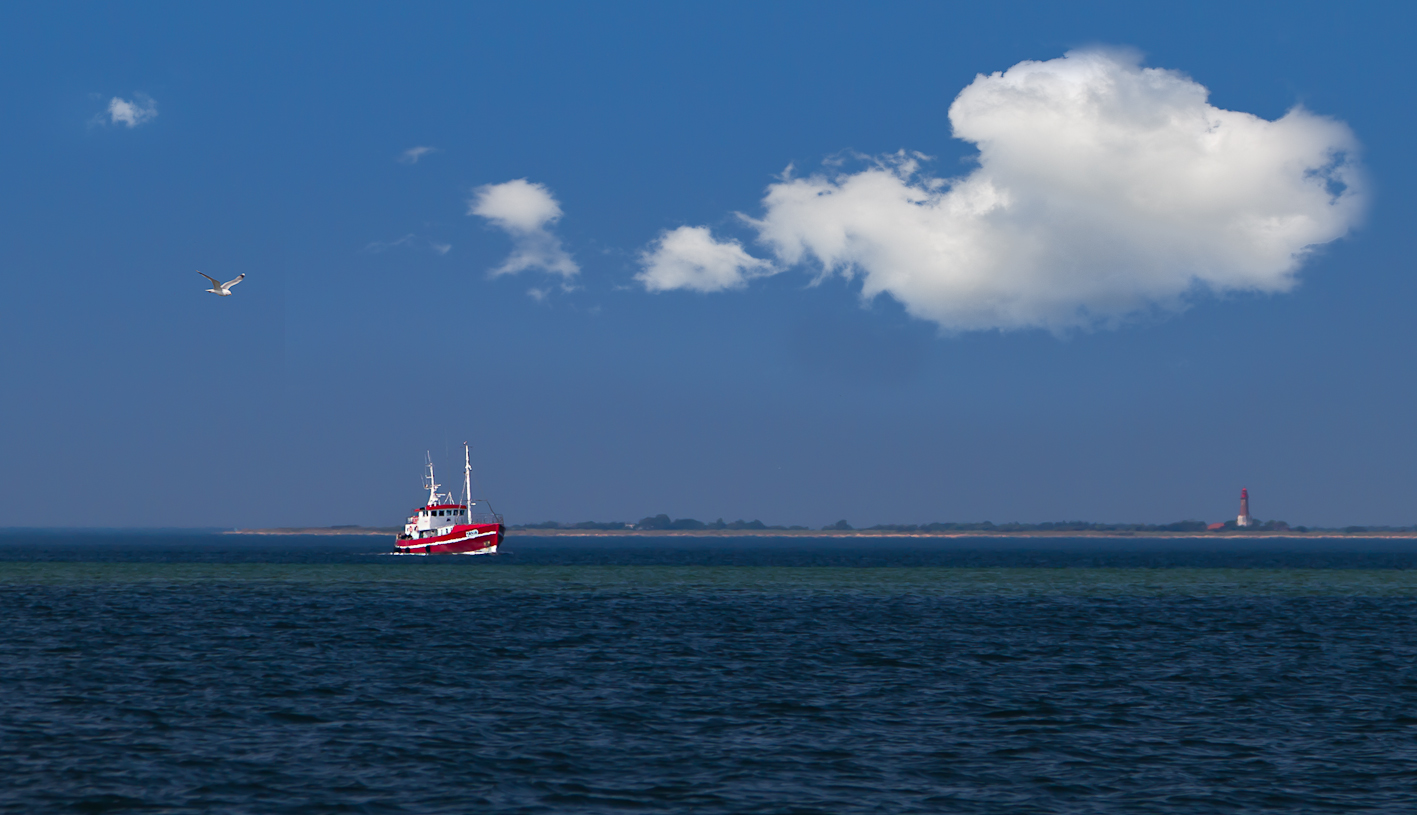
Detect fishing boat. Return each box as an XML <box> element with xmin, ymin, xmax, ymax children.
<box><xmin>395</xmin><ymin>443</ymin><xmax>504</xmax><ymax>555</ymax></box>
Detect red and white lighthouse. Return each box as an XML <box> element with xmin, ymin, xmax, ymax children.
<box><xmin>1237</xmin><ymin>488</ymin><xmax>1253</xmax><ymax>527</ymax></box>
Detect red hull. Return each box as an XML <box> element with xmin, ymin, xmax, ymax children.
<box><xmin>395</xmin><ymin>524</ymin><xmax>503</xmax><ymax>555</ymax></box>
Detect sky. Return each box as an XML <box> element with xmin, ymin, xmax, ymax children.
<box><xmin>1</xmin><ymin>1</ymin><xmax>1415</xmax><ymax>529</ymax></box>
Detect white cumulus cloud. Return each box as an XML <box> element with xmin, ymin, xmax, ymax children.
<box><xmin>657</xmin><ymin>50</ymin><xmax>1366</xmax><ymax>332</ymax></box>
<box><xmin>106</xmin><ymin>95</ymin><xmax>157</xmax><ymax>128</ymax></box>
<box><xmin>637</xmin><ymin>226</ymin><xmax>777</xmax><ymax>292</ymax></box>
<box><xmin>469</xmin><ymin>179</ymin><xmax>579</xmax><ymax>278</ymax></box>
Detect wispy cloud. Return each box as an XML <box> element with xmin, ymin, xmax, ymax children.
<box><xmin>99</xmin><ymin>94</ymin><xmax>158</xmax><ymax>128</ymax></box>
<box><xmin>365</xmin><ymin>234</ymin><xmax>416</xmax><ymax>252</ymax></box>
<box><xmin>364</xmin><ymin>234</ymin><xmax>452</xmax><ymax>255</ymax></box>
<box><xmin>469</xmin><ymin>179</ymin><xmax>579</xmax><ymax>278</ymax></box>
<box><xmin>397</xmin><ymin>146</ymin><xmax>439</xmax><ymax>164</ymax></box>
<box><xmin>641</xmin><ymin>50</ymin><xmax>1366</xmax><ymax>333</ymax></box>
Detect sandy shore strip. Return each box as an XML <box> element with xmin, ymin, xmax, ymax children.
<box><xmin>222</xmin><ymin>527</ymin><xmax>1417</xmax><ymax>540</ymax></box>
<box><xmin>225</xmin><ymin>527</ymin><xmax>399</xmax><ymax>536</ymax></box>
<box><xmin>500</xmin><ymin>529</ymin><xmax>1417</xmax><ymax>540</ymax></box>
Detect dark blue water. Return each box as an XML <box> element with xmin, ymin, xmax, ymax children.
<box><xmin>6</xmin><ymin>534</ymin><xmax>1417</xmax><ymax>813</ymax></box>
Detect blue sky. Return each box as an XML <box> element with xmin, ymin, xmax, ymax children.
<box><xmin>2</xmin><ymin>2</ymin><xmax>1414</xmax><ymax>528</ymax></box>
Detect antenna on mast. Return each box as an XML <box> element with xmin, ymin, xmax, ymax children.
<box><xmin>464</xmin><ymin>442</ymin><xmax>473</xmax><ymax>525</ymax></box>
<box><xmin>424</xmin><ymin>451</ymin><xmax>441</xmax><ymax>507</ymax></box>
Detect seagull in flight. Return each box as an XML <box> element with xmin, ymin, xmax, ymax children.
<box><xmin>198</xmin><ymin>271</ymin><xmax>245</xmax><ymax>296</ymax></box>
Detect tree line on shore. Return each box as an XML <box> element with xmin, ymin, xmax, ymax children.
<box><xmin>510</xmin><ymin>515</ymin><xmax>1416</xmax><ymax>533</ymax></box>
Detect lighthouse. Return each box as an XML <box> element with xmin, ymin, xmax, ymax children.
<box><xmin>1237</xmin><ymin>488</ymin><xmax>1253</xmax><ymax>527</ymax></box>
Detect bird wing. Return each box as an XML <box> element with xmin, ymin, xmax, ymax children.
<box><xmin>223</xmin><ymin>273</ymin><xmax>246</xmax><ymax>289</ymax></box>
<box><xmin>198</xmin><ymin>271</ymin><xmax>221</xmax><ymax>287</ymax></box>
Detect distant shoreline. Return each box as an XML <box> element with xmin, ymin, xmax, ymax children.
<box><xmin>221</xmin><ymin>527</ymin><xmax>1417</xmax><ymax>540</ymax></box>
<box><xmin>508</xmin><ymin>529</ymin><xmax>1417</xmax><ymax>540</ymax></box>
<box><xmin>225</xmin><ymin>527</ymin><xmax>398</xmax><ymax>537</ymax></box>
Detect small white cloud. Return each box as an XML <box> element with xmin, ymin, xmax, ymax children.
<box><xmin>398</xmin><ymin>146</ymin><xmax>438</xmax><ymax>164</ymax></box>
<box><xmin>106</xmin><ymin>95</ymin><xmax>157</xmax><ymax>128</ymax></box>
<box><xmin>469</xmin><ymin>179</ymin><xmax>579</xmax><ymax>278</ymax></box>
<box><xmin>730</xmin><ymin>50</ymin><xmax>1364</xmax><ymax>333</ymax></box>
<box><xmin>431</xmin><ymin>242</ymin><xmax>452</xmax><ymax>256</ymax></box>
<box><xmin>471</xmin><ymin>179</ymin><xmax>563</xmax><ymax>233</ymax></box>
<box><xmin>637</xmin><ymin>226</ymin><xmax>776</xmax><ymax>292</ymax></box>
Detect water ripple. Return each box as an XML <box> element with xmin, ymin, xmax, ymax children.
<box><xmin>5</xmin><ymin>537</ymin><xmax>1417</xmax><ymax>812</ymax></box>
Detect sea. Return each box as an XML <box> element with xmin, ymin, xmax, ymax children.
<box><xmin>5</xmin><ymin>533</ymin><xmax>1417</xmax><ymax>814</ymax></box>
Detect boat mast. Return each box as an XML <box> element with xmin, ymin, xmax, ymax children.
<box><xmin>424</xmin><ymin>451</ymin><xmax>441</xmax><ymax>507</ymax></box>
<box><xmin>464</xmin><ymin>442</ymin><xmax>472</xmax><ymax>524</ymax></box>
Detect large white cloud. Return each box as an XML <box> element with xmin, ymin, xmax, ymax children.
<box><xmin>656</xmin><ymin>50</ymin><xmax>1366</xmax><ymax>332</ymax></box>
<box><xmin>469</xmin><ymin>179</ymin><xmax>579</xmax><ymax>278</ymax></box>
<box><xmin>637</xmin><ymin>226</ymin><xmax>776</xmax><ymax>292</ymax></box>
